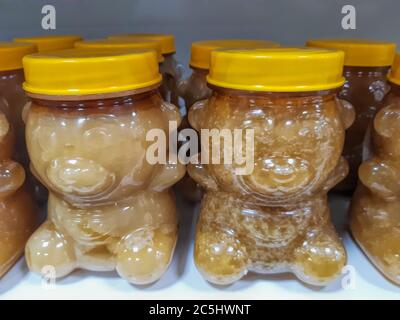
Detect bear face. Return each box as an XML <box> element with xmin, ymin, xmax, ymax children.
<box><xmin>25</xmin><ymin>94</ymin><xmax>181</xmax><ymax>205</ymax></box>
<box><xmin>191</xmin><ymin>91</ymin><xmax>346</xmax><ymax>202</ymax></box>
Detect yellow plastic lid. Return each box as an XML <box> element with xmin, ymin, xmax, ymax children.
<box><xmin>14</xmin><ymin>35</ymin><xmax>82</xmax><ymax>53</ymax></box>
<box><xmin>75</xmin><ymin>38</ymin><xmax>164</xmax><ymax>62</ymax></box>
<box><xmin>108</xmin><ymin>34</ymin><xmax>176</xmax><ymax>54</ymax></box>
<box><xmin>190</xmin><ymin>39</ymin><xmax>280</xmax><ymax>70</ymax></box>
<box><xmin>0</xmin><ymin>42</ymin><xmax>37</xmax><ymax>71</ymax></box>
<box><xmin>306</xmin><ymin>39</ymin><xmax>396</xmax><ymax>67</ymax></box>
<box><xmin>207</xmin><ymin>48</ymin><xmax>345</xmax><ymax>92</ymax></box>
<box><xmin>387</xmin><ymin>54</ymin><xmax>400</xmax><ymax>85</ymax></box>
<box><xmin>23</xmin><ymin>48</ymin><xmax>162</xmax><ymax>96</ymax></box>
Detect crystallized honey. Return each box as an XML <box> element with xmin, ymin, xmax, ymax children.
<box><xmin>23</xmin><ymin>49</ymin><xmax>185</xmax><ymax>284</ymax></box>
<box><xmin>188</xmin><ymin>48</ymin><xmax>353</xmax><ymax>286</ymax></box>
<box><xmin>349</xmin><ymin>54</ymin><xmax>400</xmax><ymax>286</ymax></box>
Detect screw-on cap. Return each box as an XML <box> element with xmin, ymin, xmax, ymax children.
<box><xmin>0</xmin><ymin>42</ymin><xmax>37</xmax><ymax>71</ymax></box>
<box><xmin>14</xmin><ymin>35</ymin><xmax>82</xmax><ymax>53</ymax></box>
<box><xmin>190</xmin><ymin>39</ymin><xmax>279</xmax><ymax>70</ymax></box>
<box><xmin>306</xmin><ymin>39</ymin><xmax>396</xmax><ymax>67</ymax></box>
<box><xmin>387</xmin><ymin>54</ymin><xmax>400</xmax><ymax>86</ymax></box>
<box><xmin>108</xmin><ymin>34</ymin><xmax>176</xmax><ymax>54</ymax></box>
<box><xmin>207</xmin><ymin>48</ymin><xmax>345</xmax><ymax>92</ymax></box>
<box><xmin>75</xmin><ymin>39</ymin><xmax>164</xmax><ymax>63</ymax></box>
<box><xmin>23</xmin><ymin>48</ymin><xmax>162</xmax><ymax>96</ymax></box>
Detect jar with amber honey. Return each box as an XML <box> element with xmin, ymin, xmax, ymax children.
<box><xmin>188</xmin><ymin>48</ymin><xmax>354</xmax><ymax>286</ymax></box>
<box><xmin>349</xmin><ymin>54</ymin><xmax>400</xmax><ymax>286</ymax></box>
<box><xmin>23</xmin><ymin>49</ymin><xmax>185</xmax><ymax>284</ymax></box>
<box><xmin>177</xmin><ymin>40</ymin><xmax>279</xmax><ymax>202</ymax></box>
<box><xmin>108</xmin><ymin>34</ymin><xmax>182</xmax><ymax>106</ymax></box>
<box><xmin>0</xmin><ymin>42</ymin><xmax>37</xmax><ymax>166</ymax></box>
<box><xmin>307</xmin><ymin>39</ymin><xmax>396</xmax><ymax>192</ymax></box>
<box><xmin>0</xmin><ymin>44</ymin><xmax>38</xmax><ymax>278</ymax></box>
<box><xmin>14</xmin><ymin>35</ymin><xmax>82</xmax><ymax>52</ymax></box>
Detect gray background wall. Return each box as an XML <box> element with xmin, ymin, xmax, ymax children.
<box><xmin>0</xmin><ymin>0</ymin><xmax>398</xmax><ymax>74</ymax></box>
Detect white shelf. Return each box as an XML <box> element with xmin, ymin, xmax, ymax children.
<box><xmin>1</xmin><ymin>194</ymin><xmax>399</xmax><ymax>300</ymax></box>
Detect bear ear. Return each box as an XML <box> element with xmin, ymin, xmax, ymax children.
<box><xmin>339</xmin><ymin>99</ymin><xmax>355</xmax><ymax>130</ymax></box>
<box><xmin>0</xmin><ymin>113</ymin><xmax>10</xmax><ymax>141</ymax></box>
<box><xmin>188</xmin><ymin>99</ymin><xmax>208</xmax><ymax>131</ymax></box>
<box><xmin>161</xmin><ymin>101</ymin><xmax>182</xmax><ymax>128</ymax></box>
<box><xmin>373</xmin><ymin>104</ymin><xmax>400</xmax><ymax>138</ymax></box>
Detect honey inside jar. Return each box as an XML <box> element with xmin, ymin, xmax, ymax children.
<box><xmin>349</xmin><ymin>53</ymin><xmax>400</xmax><ymax>286</ymax></box>
<box><xmin>22</xmin><ymin>48</ymin><xmax>185</xmax><ymax>284</ymax></box>
<box><xmin>0</xmin><ymin>42</ymin><xmax>38</xmax><ymax>278</ymax></box>
<box><xmin>0</xmin><ymin>42</ymin><xmax>37</xmax><ymax>167</ymax></box>
<box><xmin>188</xmin><ymin>48</ymin><xmax>354</xmax><ymax>286</ymax></box>
<box><xmin>307</xmin><ymin>39</ymin><xmax>396</xmax><ymax>192</ymax></box>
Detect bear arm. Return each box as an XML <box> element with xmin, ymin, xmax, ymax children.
<box><xmin>338</xmin><ymin>99</ymin><xmax>356</xmax><ymax>130</ymax></box>
<box><xmin>188</xmin><ymin>99</ymin><xmax>208</xmax><ymax>131</ymax></box>
<box><xmin>148</xmin><ymin>162</ymin><xmax>186</xmax><ymax>192</ymax></box>
<box><xmin>22</xmin><ymin>101</ymin><xmax>31</xmax><ymax>124</ymax></box>
<box><xmin>322</xmin><ymin>156</ymin><xmax>349</xmax><ymax>192</ymax></box>
<box><xmin>0</xmin><ymin>160</ymin><xmax>25</xmax><ymax>196</ymax></box>
<box><xmin>187</xmin><ymin>163</ymin><xmax>218</xmax><ymax>191</ymax></box>
<box><xmin>358</xmin><ymin>157</ymin><xmax>400</xmax><ymax>199</ymax></box>
<box><xmin>161</xmin><ymin>101</ymin><xmax>182</xmax><ymax>128</ymax></box>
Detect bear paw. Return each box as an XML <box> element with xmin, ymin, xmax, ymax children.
<box><xmin>115</xmin><ymin>226</ymin><xmax>177</xmax><ymax>285</ymax></box>
<box><xmin>25</xmin><ymin>221</ymin><xmax>77</xmax><ymax>278</ymax></box>
<box><xmin>194</xmin><ymin>228</ymin><xmax>249</xmax><ymax>285</ymax></box>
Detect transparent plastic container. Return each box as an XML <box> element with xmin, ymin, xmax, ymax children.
<box><xmin>338</xmin><ymin>66</ymin><xmax>391</xmax><ymax>190</ymax></box>
<box><xmin>307</xmin><ymin>39</ymin><xmax>396</xmax><ymax>192</ymax></box>
<box><xmin>349</xmin><ymin>55</ymin><xmax>400</xmax><ymax>285</ymax></box>
<box><xmin>0</xmin><ymin>43</ymin><xmax>38</xmax><ymax>278</ymax></box>
<box><xmin>23</xmin><ymin>49</ymin><xmax>185</xmax><ymax>284</ymax></box>
<box><xmin>0</xmin><ymin>102</ymin><xmax>37</xmax><ymax>278</ymax></box>
<box><xmin>0</xmin><ymin>42</ymin><xmax>47</xmax><ymax>204</ymax></box>
<box><xmin>175</xmin><ymin>67</ymin><xmax>209</xmax><ymax>202</ymax></box>
<box><xmin>188</xmin><ymin>48</ymin><xmax>354</xmax><ymax>286</ymax></box>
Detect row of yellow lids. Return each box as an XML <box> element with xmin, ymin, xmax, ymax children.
<box><xmin>1</xmin><ymin>34</ymin><xmax>400</xmax><ymax>95</ymax></box>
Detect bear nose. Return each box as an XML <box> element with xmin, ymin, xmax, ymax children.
<box><xmin>46</xmin><ymin>157</ymin><xmax>115</xmax><ymax>195</ymax></box>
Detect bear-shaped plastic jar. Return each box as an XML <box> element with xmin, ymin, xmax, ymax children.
<box><xmin>188</xmin><ymin>48</ymin><xmax>355</xmax><ymax>286</ymax></box>
<box><xmin>349</xmin><ymin>54</ymin><xmax>400</xmax><ymax>286</ymax></box>
<box><xmin>14</xmin><ymin>35</ymin><xmax>82</xmax><ymax>53</ymax></box>
<box><xmin>0</xmin><ymin>97</ymin><xmax>37</xmax><ymax>278</ymax></box>
<box><xmin>0</xmin><ymin>42</ymin><xmax>37</xmax><ymax>167</ymax></box>
<box><xmin>23</xmin><ymin>49</ymin><xmax>185</xmax><ymax>284</ymax></box>
<box><xmin>108</xmin><ymin>34</ymin><xmax>182</xmax><ymax>106</ymax></box>
<box><xmin>177</xmin><ymin>40</ymin><xmax>280</xmax><ymax>202</ymax></box>
<box><xmin>307</xmin><ymin>39</ymin><xmax>396</xmax><ymax>192</ymax></box>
